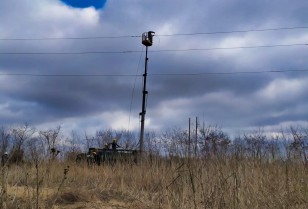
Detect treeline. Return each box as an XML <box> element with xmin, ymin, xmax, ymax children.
<box><xmin>146</xmin><ymin>125</ymin><xmax>307</xmax><ymax>165</ymax></box>
<box><xmin>0</xmin><ymin>123</ymin><xmax>307</xmax><ymax>164</ymax></box>
<box><xmin>0</xmin><ymin>124</ymin><xmax>137</xmax><ymax>163</ymax></box>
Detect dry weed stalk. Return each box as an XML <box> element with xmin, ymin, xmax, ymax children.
<box><xmin>0</xmin><ymin>165</ymin><xmax>8</xmax><ymax>209</ymax></box>
<box><xmin>51</xmin><ymin>165</ymin><xmax>70</xmax><ymax>209</ymax></box>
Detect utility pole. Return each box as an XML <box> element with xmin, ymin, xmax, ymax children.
<box><xmin>139</xmin><ymin>31</ymin><xmax>155</xmax><ymax>153</ymax></box>
<box><xmin>188</xmin><ymin>117</ymin><xmax>191</xmax><ymax>157</ymax></box>
<box><xmin>195</xmin><ymin>117</ymin><xmax>198</xmax><ymax>157</ymax></box>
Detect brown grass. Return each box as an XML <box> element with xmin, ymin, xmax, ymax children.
<box><xmin>1</xmin><ymin>157</ymin><xmax>307</xmax><ymax>209</ymax></box>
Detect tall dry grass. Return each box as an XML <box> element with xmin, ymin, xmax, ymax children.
<box><xmin>1</xmin><ymin>156</ymin><xmax>307</xmax><ymax>209</ymax></box>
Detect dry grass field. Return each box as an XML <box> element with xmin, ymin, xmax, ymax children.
<box><xmin>1</xmin><ymin>157</ymin><xmax>307</xmax><ymax>209</ymax></box>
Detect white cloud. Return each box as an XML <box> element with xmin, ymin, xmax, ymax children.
<box><xmin>256</xmin><ymin>78</ymin><xmax>306</xmax><ymax>101</ymax></box>
<box><xmin>1</xmin><ymin>0</ymin><xmax>308</xmax><ymax>138</ymax></box>
<box><xmin>35</xmin><ymin>110</ymin><xmax>140</xmax><ymax>136</ymax></box>
<box><xmin>0</xmin><ymin>0</ymin><xmax>100</xmax><ymax>38</ymax></box>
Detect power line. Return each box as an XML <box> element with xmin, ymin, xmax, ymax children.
<box><xmin>0</xmin><ymin>35</ymin><xmax>141</xmax><ymax>41</ymax></box>
<box><xmin>0</xmin><ymin>51</ymin><xmax>137</xmax><ymax>55</ymax></box>
<box><xmin>1</xmin><ymin>26</ymin><xmax>308</xmax><ymax>41</ymax></box>
<box><xmin>151</xmin><ymin>43</ymin><xmax>307</xmax><ymax>52</ymax></box>
<box><xmin>0</xmin><ymin>73</ymin><xmax>142</xmax><ymax>77</ymax></box>
<box><xmin>0</xmin><ymin>43</ymin><xmax>306</xmax><ymax>55</ymax></box>
<box><xmin>157</xmin><ymin>26</ymin><xmax>308</xmax><ymax>36</ymax></box>
<box><xmin>149</xmin><ymin>69</ymin><xmax>308</xmax><ymax>76</ymax></box>
<box><xmin>128</xmin><ymin>46</ymin><xmax>144</xmax><ymax>131</ymax></box>
<box><xmin>0</xmin><ymin>68</ymin><xmax>307</xmax><ymax>78</ymax></box>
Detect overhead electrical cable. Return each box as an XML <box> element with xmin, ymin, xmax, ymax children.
<box><xmin>1</xmin><ymin>68</ymin><xmax>308</xmax><ymax>78</ymax></box>
<box><xmin>0</xmin><ymin>73</ymin><xmax>142</xmax><ymax>77</ymax></box>
<box><xmin>1</xmin><ymin>26</ymin><xmax>308</xmax><ymax>41</ymax></box>
<box><xmin>149</xmin><ymin>69</ymin><xmax>308</xmax><ymax>76</ymax></box>
<box><xmin>128</xmin><ymin>46</ymin><xmax>144</xmax><ymax>132</ymax></box>
<box><xmin>0</xmin><ymin>43</ymin><xmax>306</xmax><ymax>55</ymax></box>
<box><xmin>156</xmin><ymin>26</ymin><xmax>308</xmax><ymax>36</ymax></box>
<box><xmin>0</xmin><ymin>35</ymin><xmax>141</xmax><ymax>41</ymax></box>
<box><xmin>0</xmin><ymin>51</ymin><xmax>138</xmax><ymax>55</ymax></box>
<box><xmin>151</xmin><ymin>43</ymin><xmax>308</xmax><ymax>52</ymax></box>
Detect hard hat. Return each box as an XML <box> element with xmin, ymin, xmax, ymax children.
<box><xmin>4</xmin><ymin>152</ymin><xmax>8</xmax><ymax>155</ymax></box>
<box><xmin>112</xmin><ymin>138</ymin><xmax>116</xmax><ymax>142</ymax></box>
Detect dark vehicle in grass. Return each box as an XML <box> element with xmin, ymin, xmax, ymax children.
<box><xmin>76</xmin><ymin>147</ymin><xmax>138</xmax><ymax>166</ymax></box>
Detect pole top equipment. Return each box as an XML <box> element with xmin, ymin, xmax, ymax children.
<box><xmin>142</xmin><ymin>31</ymin><xmax>155</xmax><ymax>46</ymax></box>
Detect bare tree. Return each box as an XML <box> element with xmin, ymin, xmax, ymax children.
<box><xmin>231</xmin><ymin>136</ymin><xmax>246</xmax><ymax>160</ymax></box>
<box><xmin>289</xmin><ymin>126</ymin><xmax>307</xmax><ymax>164</ymax></box>
<box><xmin>39</xmin><ymin>126</ymin><xmax>61</xmax><ymax>159</ymax></box>
<box><xmin>144</xmin><ymin>131</ymin><xmax>159</xmax><ymax>155</ymax></box>
<box><xmin>12</xmin><ymin>123</ymin><xmax>36</xmax><ymax>152</ymax></box>
<box><xmin>64</xmin><ymin>130</ymin><xmax>82</xmax><ymax>161</ymax></box>
<box><xmin>96</xmin><ymin>129</ymin><xmax>113</xmax><ymax>148</ymax></box>
<box><xmin>68</xmin><ymin>130</ymin><xmax>82</xmax><ymax>153</ymax></box>
<box><xmin>160</xmin><ymin>127</ymin><xmax>189</xmax><ymax>158</ymax></box>
<box><xmin>84</xmin><ymin>131</ymin><xmax>95</xmax><ymax>150</ymax></box>
<box><xmin>243</xmin><ymin>129</ymin><xmax>267</xmax><ymax>162</ymax></box>
<box><xmin>121</xmin><ymin>130</ymin><xmax>137</xmax><ymax>149</ymax></box>
<box><xmin>199</xmin><ymin>125</ymin><xmax>230</xmax><ymax>159</ymax></box>
<box><xmin>26</xmin><ymin>137</ymin><xmax>45</xmax><ymax>163</ymax></box>
<box><xmin>265</xmin><ymin>135</ymin><xmax>281</xmax><ymax>162</ymax></box>
<box><xmin>302</xmin><ymin>128</ymin><xmax>308</xmax><ymax>165</ymax></box>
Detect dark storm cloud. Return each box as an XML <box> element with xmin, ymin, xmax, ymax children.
<box><xmin>0</xmin><ymin>0</ymin><xmax>308</xmax><ymax>134</ymax></box>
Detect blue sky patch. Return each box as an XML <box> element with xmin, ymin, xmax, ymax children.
<box><xmin>61</xmin><ymin>0</ymin><xmax>106</xmax><ymax>9</ymax></box>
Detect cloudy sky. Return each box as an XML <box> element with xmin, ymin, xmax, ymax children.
<box><xmin>0</xmin><ymin>0</ymin><xmax>308</xmax><ymax>137</ymax></box>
